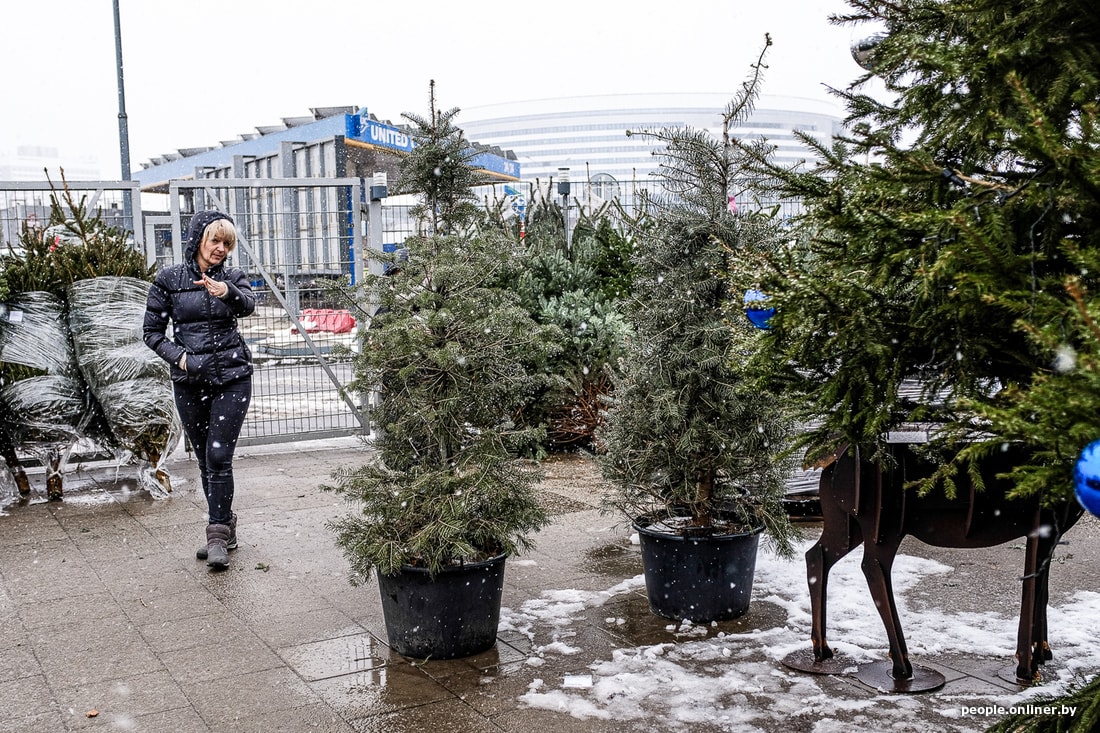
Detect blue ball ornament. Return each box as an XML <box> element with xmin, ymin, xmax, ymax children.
<box><xmin>743</xmin><ymin>289</ymin><xmax>775</xmax><ymax>330</ymax></box>
<box><xmin>1073</xmin><ymin>439</ymin><xmax>1100</xmax><ymax>518</ymax></box>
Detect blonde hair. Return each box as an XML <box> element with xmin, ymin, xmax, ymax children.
<box><xmin>203</xmin><ymin>218</ymin><xmax>237</xmax><ymax>251</ymax></box>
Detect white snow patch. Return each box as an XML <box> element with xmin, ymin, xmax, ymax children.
<box><xmin>511</xmin><ymin>539</ymin><xmax>1100</xmax><ymax>732</ymax></box>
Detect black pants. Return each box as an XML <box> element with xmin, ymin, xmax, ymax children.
<box><xmin>173</xmin><ymin>377</ymin><xmax>252</xmax><ymax>525</ymax></box>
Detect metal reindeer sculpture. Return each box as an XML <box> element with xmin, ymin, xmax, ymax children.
<box><xmin>785</xmin><ymin>442</ymin><xmax>1083</xmax><ymax>692</ymax></box>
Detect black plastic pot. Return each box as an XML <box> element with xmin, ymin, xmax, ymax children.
<box><xmin>376</xmin><ymin>553</ymin><xmax>506</xmax><ymax>659</ymax></box>
<box><xmin>634</xmin><ymin>516</ymin><xmax>762</xmax><ymax>622</ymax></box>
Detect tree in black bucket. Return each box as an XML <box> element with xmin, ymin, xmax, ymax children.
<box><xmin>323</xmin><ymin>82</ymin><xmax>558</xmax><ymax>658</ymax></box>
<box><xmin>597</xmin><ymin>39</ymin><xmax>797</xmax><ymax>623</ymax></box>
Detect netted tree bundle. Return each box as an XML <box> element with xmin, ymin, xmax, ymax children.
<box><xmin>0</xmin><ymin>292</ymin><xmax>77</xmax><ymax>375</ymax></box>
<box><xmin>67</xmin><ymin>277</ymin><xmax>179</xmax><ymax>464</ymax></box>
<box><xmin>0</xmin><ymin>375</ymin><xmax>85</xmax><ymax>444</ymax></box>
<box><xmin>96</xmin><ymin>377</ymin><xmax>180</xmax><ymax>463</ymax></box>
<box><xmin>68</xmin><ymin>277</ymin><xmax>168</xmax><ymax>391</ymax></box>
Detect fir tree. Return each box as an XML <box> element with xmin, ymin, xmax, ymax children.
<box><xmin>597</xmin><ymin>40</ymin><xmax>795</xmax><ymax>551</ymax></box>
<box><xmin>512</xmin><ymin>205</ymin><xmax>634</xmax><ymax>451</ymax></box>
<box><xmin>742</xmin><ymin>0</ymin><xmax>1100</xmax><ymax>510</ymax></box>
<box><xmin>394</xmin><ymin>84</ymin><xmax>482</xmax><ymax>237</ymax></box>
<box><xmin>2</xmin><ymin>175</ymin><xmax>153</xmax><ymax>296</ymax></box>
<box><xmin>324</xmin><ymin>82</ymin><xmax>556</xmax><ymax>579</ymax></box>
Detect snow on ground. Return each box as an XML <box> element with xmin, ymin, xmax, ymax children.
<box><xmin>502</xmin><ymin>540</ymin><xmax>1100</xmax><ymax>732</ymax></box>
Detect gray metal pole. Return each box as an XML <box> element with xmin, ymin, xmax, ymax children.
<box><xmin>112</xmin><ymin>0</ymin><xmax>131</xmax><ymax>182</ymax></box>
<box><xmin>112</xmin><ymin>0</ymin><xmax>134</xmax><ymax>232</ymax></box>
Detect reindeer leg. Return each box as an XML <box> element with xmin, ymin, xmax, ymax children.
<box><xmin>1015</xmin><ymin>529</ymin><xmax>1041</xmax><ymax>682</ymax></box>
<box><xmin>810</xmin><ymin>444</ymin><xmax>865</xmax><ymax>663</ymax></box>
<box><xmin>1017</xmin><ymin>516</ymin><xmax>1059</xmax><ymax>682</ymax></box>
<box><xmin>808</xmin><ymin>505</ymin><xmax>862</xmax><ymax>663</ymax></box>
<box><xmin>861</xmin><ymin>535</ymin><xmax>912</xmax><ymax>680</ymax></box>
<box><xmin>1034</xmin><ymin>560</ymin><xmax>1052</xmax><ymax>664</ymax></box>
<box><xmin>807</xmin><ymin>444</ymin><xmax>865</xmax><ymax>667</ymax></box>
<box><xmin>783</xmin><ymin>447</ymin><xmax>867</xmax><ymax>676</ymax></box>
<box><xmin>1032</xmin><ymin>505</ymin><xmax>1083</xmax><ymax>668</ymax></box>
<box><xmin>1034</xmin><ymin>511</ymin><xmax>1068</xmax><ymax>665</ymax></box>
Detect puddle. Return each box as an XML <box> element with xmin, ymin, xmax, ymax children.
<box><xmin>281</xmin><ymin>632</ymin><xmax>390</xmax><ymax>682</ymax></box>
<box><xmin>0</xmin><ymin>474</ymin><xmax>170</xmax><ymax>516</ymax></box>
<box><xmin>580</xmin><ymin>541</ymin><xmax>640</xmax><ymax>577</ymax></box>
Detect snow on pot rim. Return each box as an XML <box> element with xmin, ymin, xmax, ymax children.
<box><xmin>633</xmin><ymin>513</ymin><xmax>764</xmax><ymax>539</ymax></box>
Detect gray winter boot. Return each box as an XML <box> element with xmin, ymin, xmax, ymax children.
<box><xmin>197</xmin><ymin>513</ymin><xmax>237</xmax><ymax>560</ymax></box>
<box><xmin>204</xmin><ymin>523</ymin><xmax>232</xmax><ymax>569</ymax></box>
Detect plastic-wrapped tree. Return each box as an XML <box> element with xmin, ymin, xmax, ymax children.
<box><xmin>0</xmin><ymin>177</ymin><xmax>177</xmax><ymax>501</ymax></box>
<box><xmin>0</xmin><ymin>290</ymin><xmax>80</xmax><ymax>498</ymax></box>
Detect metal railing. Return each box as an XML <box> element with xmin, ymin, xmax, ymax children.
<box><xmin>0</xmin><ymin>180</ymin><xmax>143</xmax><ymax>257</ymax></box>
<box><xmin>160</xmin><ymin>178</ymin><xmax>384</xmax><ymax>445</ymax></box>
<box><xmin>2</xmin><ymin>174</ymin><xmax>802</xmax><ymax>450</ymax></box>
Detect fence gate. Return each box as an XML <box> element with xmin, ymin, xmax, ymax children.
<box><xmin>164</xmin><ymin>178</ymin><xmax>382</xmax><ymax>446</ymax></box>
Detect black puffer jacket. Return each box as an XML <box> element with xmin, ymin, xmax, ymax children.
<box><xmin>143</xmin><ymin>211</ymin><xmax>256</xmax><ymax>386</ymax></box>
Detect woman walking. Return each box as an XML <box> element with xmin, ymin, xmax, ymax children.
<box><xmin>144</xmin><ymin>210</ymin><xmax>255</xmax><ymax>569</ymax></box>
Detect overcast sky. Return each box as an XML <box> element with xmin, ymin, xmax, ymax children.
<box><xmin>2</xmin><ymin>0</ymin><xmax>862</xmax><ymax>179</ymax></box>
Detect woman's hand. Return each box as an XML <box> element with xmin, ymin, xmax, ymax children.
<box><xmin>195</xmin><ymin>273</ymin><xmax>229</xmax><ymax>299</ymax></box>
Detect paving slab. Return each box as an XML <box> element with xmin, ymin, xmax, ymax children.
<box><xmin>2</xmin><ymin>436</ymin><xmax>1098</xmax><ymax>733</ymax></box>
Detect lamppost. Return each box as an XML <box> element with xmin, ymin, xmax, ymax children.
<box><xmin>112</xmin><ymin>0</ymin><xmax>133</xmax><ymax>228</ymax></box>
<box><xmin>112</xmin><ymin>0</ymin><xmax>131</xmax><ymax>181</ymax></box>
<box><xmin>557</xmin><ymin>166</ymin><xmax>571</xmax><ymax>251</ymax></box>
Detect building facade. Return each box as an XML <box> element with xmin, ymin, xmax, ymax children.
<box><xmin>457</xmin><ymin>93</ymin><xmax>845</xmax><ymax>191</ymax></box>
<box><xmin>133</xmin><ymin>107</ymin><xmax>519</xmax><ymax>193</ymax></box>
<box><xmin>129</xmin><ymin>108</ymin><xmax>520</xmax><ymax>286</ymax></box>
<box><xmin>0</xmin><ymin>144</ymin><xmax>102</xmax><ymax>182</ymax></box>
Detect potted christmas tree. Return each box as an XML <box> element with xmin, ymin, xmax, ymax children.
<box><xmin>598</xmin><ymin>43</ymin><xmax>796</xmax><ymax>623</ymax></box>
<box><xmin>324</xmin><ymin>83</ymin><xmax>556</xmax><ymax>659</ymax></box>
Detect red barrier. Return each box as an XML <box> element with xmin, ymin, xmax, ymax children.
<box><xmin>292</xmin><ymin>309</ymin><xmax>356</xmax><ymax>334</ymax></box>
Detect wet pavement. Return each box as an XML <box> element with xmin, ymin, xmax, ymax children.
<box><xmin>2</xmin><ymin>437</ymin><xmax>1098</xmax><ymax>733</ymax></box>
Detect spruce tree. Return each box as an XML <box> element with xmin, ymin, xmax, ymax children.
<box><xmin>597</xmin><ymin>42</ymin><xmax>795</xmax><ymax>550</ymax></box>
<box><xmin>2</xmin><ymin>176</ymin><xmax>153</xmax><ymax>296</ymax></box>
<box><xmin>743</xmin><ymin>0</ymin><xmax>1100</xmax><ymax>509</ymax></box>
<box><xmin>512</xmin><ymin>202</ymin><xmax>634</xmax><ymax>452</ymax></box>
<box><xmin>324</xmin><ymin>82</ymin><xmax>555</xmax><ymax>579</ymax></box>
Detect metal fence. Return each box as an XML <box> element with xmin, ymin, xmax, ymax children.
<box><xmin>1</xmin><ymin>175</ymin><xmax>800</xmax><ymax>449</ymax></box>
<box><xmin>0</xmin><ymin>178</ymin><xmax>404</xmax><ymax>447</ymax></box>
<box><xmin>158</xmin><ymin>178</ymin><xmax>401</xmax><ymax>445</ymax></box>
<box><xmin>0</xmin><ymin>180</ymin><xmax>143</xmax><ymax>257</ymax></box>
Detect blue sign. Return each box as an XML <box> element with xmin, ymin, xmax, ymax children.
<box><xmin>346</xmin><ymin>115</ymin><xmax>414</xmax><ymax>153</ymax></box>
<box><xmin>344</xmin><ymin>114</ymin><xmax>519</xmax><ymax>180</ymax></box>
<box><xmin>472</xmin><ymin>152</ymin><xmax>520</xmax><ymax>180</ymax></box>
